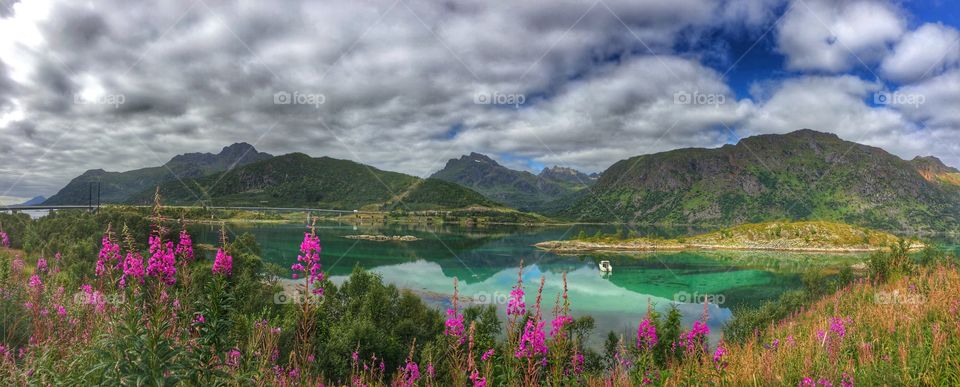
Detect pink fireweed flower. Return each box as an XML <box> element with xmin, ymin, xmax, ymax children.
<box><xmin>799</xmin><ymin>377</ymin><xmax>815</xmax><ymax>387</ymax></box>
<box><xmin>212</xmin><ymin>248</ymin><xmax>233</xmax><ymax>276</ymax></box>
<box><xmin>508</xmin><ymin>284</ymin><xmax>526</xmax><ymax>317</ymax></box>
<box><xmin>28</xmin><ymin>274</ymin><xmax>42</xmax><ymax>291</ymax></box>
<box><xmin>175</xmin><ymin>229</ymin><xmax>194</xmax><ymax>262</ymax></box>
<box><xmin>36</xmin><ymin>257</ymin><xmax>48</xmax><ymax>274</ymax></box>
<box><xmin>550</xmin><ymin>314</ymin><xmax>573</xmax><ymax>338</ymax></box>
<box><xmin>681</xmin><ymin>321</ymin><xmax>710</xmax><ymax>352</ymax></box>
<box><xmin>570</xmin><ymin>351</ymin><xmax>584</xmax><ymax>375</ymax></box>
<box><xmin>636</xmin><ymin>318</ymin><xmax>658</xmax><ymax>350</ymax></box>
<box><xmin>0</xmin><ymin>231</ymin><xmax>8</xmax><ymax>248</ymax></box>
<box><xmin>713</xmin><ymin>341</ymin><xmax>728</xmax><ymax>370</ymax></box>
<box><xmin>401</xmin><ymin>359</ymin><xmax>420</xmax><ymax>386</ymax></box>
<box><xmin>193</xmin><ymin>314</ymin><xmax>205</xmax><ymax>324</ymax></box>
<box><xmin>515</xmin><ymin>319</ymin><xmax>547</xmax><ymax>358</ymax></box>
<box><xmin>830</xmin><ymin>317</ymin><xmax>847</xmax><ymax>338</ymax></box>
<box><xmin>226</xmin><ymin>348</ymin><xmax>241</xmax><ymax>367</ymax></box>
<box><xmin>469</xmin><ymin>370</ymin><xmax>487</xmax><ymax>387</ymax></box>
<box><xmin>444</xmin><ymin>308</ymin><xmax>465</xmax><ymax>340</ymax></box>
<box><xmin>96</xmin><ymin>233</ymin><xmax>122</xmax><ymax>276</ymax></box>
<box><xmin>840</xmin><ymin>373</ymin><xmax>854</xmax><ymax>387</ymax></box>
<box><xmin>481</xmin><ymin>348</ymin><xmax>494</xmax><ymax>361</ymax></box>
<box><xmin>146</xmin><ymin>235</ymin><xmax>177</xmax><ymax>285</ymax></box>
<box><xmin>120</xmin><ymin>251</ymin><xmax>145</xmax><ymax>287</ymax></box>
<box><xmin>291</xmin><ymin>232</ymin><xmax>325</xmax><ymax>296</ymax></box>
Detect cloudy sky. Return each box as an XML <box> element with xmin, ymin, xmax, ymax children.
<box><xmin>1</xmin><ymin>0</ymin><xmax>959</xmax><ymax>202</ymax></box>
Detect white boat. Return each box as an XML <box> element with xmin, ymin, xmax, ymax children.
<box><xmin>598</xmin><ymin>260</ymin><xmax>613</xmax><ymax>273</ymax></box>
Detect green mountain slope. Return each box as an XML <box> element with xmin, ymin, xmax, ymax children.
<box><xmin>429</xmin><ymin>153</ymin><xmax>594</xmax><ymax>211</ymax></box>
<box><xmin>128</xmin><ymin>153</ymin><xmax>500</xmax><ymax>210</ymax></box>
<box><xmin>44</xmin><ymin>143</ymin><xmax>273</xmax><ymax>205</ymax></box>
<box><xmin>555</xmin><ymin>129</ymin><xmax>960</xmax><ymax>231</ymax></box>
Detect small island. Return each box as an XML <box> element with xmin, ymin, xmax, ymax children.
<box><xmin>535</xmin><ymin>221</ymin><xmax>924</xmax><ymax>254</ymax></box>
<box><xmin>344</xmin><ymin>234</ymin><xmax>421</xmax><ymax>242</ymax></box>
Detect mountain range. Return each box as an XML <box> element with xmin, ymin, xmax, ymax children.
<box><xmin>42</xmin><ymin>129</ymin><xmax>960</xmax><ymax>231</ymax></box>
<box><xmin>44</xmin><ymin>143</ymin><xmax>273</xmax><ymax>205</ymax></box>
<box><xmin>429</xmin><ymin>152</ymin><xmax>597</xmax><ymax>211</ymax></box>
<box><xmin>554</xmin><ymin>129</ymin><xmax>960</xmax><ymax>231</ymax></box>
<box><xmin>129</xmin><ymin>152</ymin><xmax>499</xmax><ymax>210</ymax></box>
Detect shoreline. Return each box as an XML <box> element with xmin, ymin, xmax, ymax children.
<box><xmin>533</xmin><ymin>240</ymin><xmax>925</xmax><ymax>254</ymax></box>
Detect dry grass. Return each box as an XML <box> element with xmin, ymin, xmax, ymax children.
<box><xmin>661</xmin><ymin>264</ymin><xmax>960</xmax><ymax>386</ymax></box>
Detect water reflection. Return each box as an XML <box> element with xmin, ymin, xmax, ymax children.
<box><xmin>195</xmin><ymin>221</ymin><xmax>882</xmax><ymax>347</ymax></box>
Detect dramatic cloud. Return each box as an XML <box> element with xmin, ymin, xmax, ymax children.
<box><xmin>0</xmin><ymin>0</ymin><xmax>958</xmax><ymax>201</ymax></box>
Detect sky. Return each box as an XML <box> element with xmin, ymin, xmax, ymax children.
<box><xmin>1</xmin><ymin>0</ymin><xmax>959</xmax><ymax>202</ymax></box>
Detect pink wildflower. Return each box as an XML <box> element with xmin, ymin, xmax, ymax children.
<box><xmin>481</xmin><ymin>348</ymin><xmax>494</xmax><ymax>361</ymax></box>
<box><xmin>175</xmin><ymin>229</ymin><xmax>194</xmax><ymax>262</ymax></box>
<box><xmin>212</xmin><ymin>248</ymin><xmax>233</xmax><ymax>276</ymax></box>
<box><xmin>0</xmin><ymin>230</ymin><xmax>8</xmax><ymax>248</ymax></box>
<box><xmin>444</xmin><ymin>308</ymin><xmax>465</xmax><ymax>340</ymax></box>
<box><xmin>550</xmin><ymin>314</ymin><xmax>573</xmax><ymax>338</ymax></box>
<box><xmin>96</xmin><ymin>233</ymin><xmax>122</xmax><ymax>276</ymax></box>
<box><xmin>469</xmin><ymin>370</ymin><xmax>487</xmax><ymax>387</ymax></box>
<box><xmin>570</xmin><ymin>351</ymin><xmax>584</xmax><ymax>375</ymax></box>
<box><xmin>226</xmin><ymin>348</ymin><xmax>241</xmax><ymax>367</ymax></box>
<box><xmin>36</xmin><ymin>257</ymin><xmax>48</xmax><ymax>274</ymax></box>
<box><xmin>401</xmin><ymin>359</ymin><xmax>420</xmax><ymax>386</ymax></box>
<box><xmin>713</xmin><ymin>341</ymin><xmax>728</xmax><ymax>370</ymax></box>
<box><xmin>28</xmin><ymin>274</ymin><xmax>42</xmax><ymax>291</ymax></box>
<box><xmin>636</xmin><ymin>318</ymin><xmax>658</xmax><ymax>350</ymax></box>
<box><xmin>291</xmin><ymin>232</ymin><xmax>324</xmax><ymax>296</ymax></box>
<box><xmin>507</xmin><ymin>282</ymin><xmax>526</xmax><ymax>317</ymax></box>
<box><xmin>121</xmin><ymin>251</ymin><xmax>145</xmax><ymax>287</ymax></box>
<box><xmin>146</xmin><ymin>235</ymin><xmax>177</xmax><ymax>285</ymax></box>
<box><xmin>515</xmin><ymin>319</ymin><xmax>547</xmax><ymax>358</ymax></box>
<box><xmin>193</xmin><ymin>314</ymin><xmax>205</xmax><ymax>324</ymax></box>
<box><xmin>830</xmin><ymin>317</ymin><xmax>847</xmax><ymax>338</ymax></box>
<box><xmin>841</xmin><ymin>373</ymin><xmax>855</xmax><ymax>387</ymax></box>
<box><xmin>680</xmin><ymin>320</ymin><xmax>710</xmax><ymax>352</ymax></box>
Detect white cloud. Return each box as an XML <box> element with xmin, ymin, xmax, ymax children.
<box><xmin>1</xmin><ymin>0</ymin><xmax>959</xmax><ymax>200</ymax></box>
<box><xmin>880</xmin><ymin>23</ymin><xmax>960</xmax><ymax>84</ymax></box>
<box><xmin>777</xmin><ymin>0</ymin><xmax>905</xmax><ymax>72</ymax></box>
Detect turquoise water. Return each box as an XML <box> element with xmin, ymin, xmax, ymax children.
<box><xmin>194</xmin><ymin>221</ymin><xmax>873</xmax><ymax>346</ymax></box>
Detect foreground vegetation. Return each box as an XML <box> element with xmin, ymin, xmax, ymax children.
<box><xmin>538</xmin><ymin>221</ymin><xmax>923</xmax><ymax>253</ymax></box>
<box><xmin>0</xmin><ymin>203</ymin><xmax>956</xmax><ymax>385</ymax></box>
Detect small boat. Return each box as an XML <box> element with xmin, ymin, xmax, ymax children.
<box><xmin>598</xmin><ymin>260</ymin><xmax>613</xmax><ymax>273</ymax></box>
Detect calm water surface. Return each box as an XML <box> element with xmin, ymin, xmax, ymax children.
<box><xmin>192</xmin><ymin>220</ymin><xmax>887</xmax><ymax>346</ymax></box>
